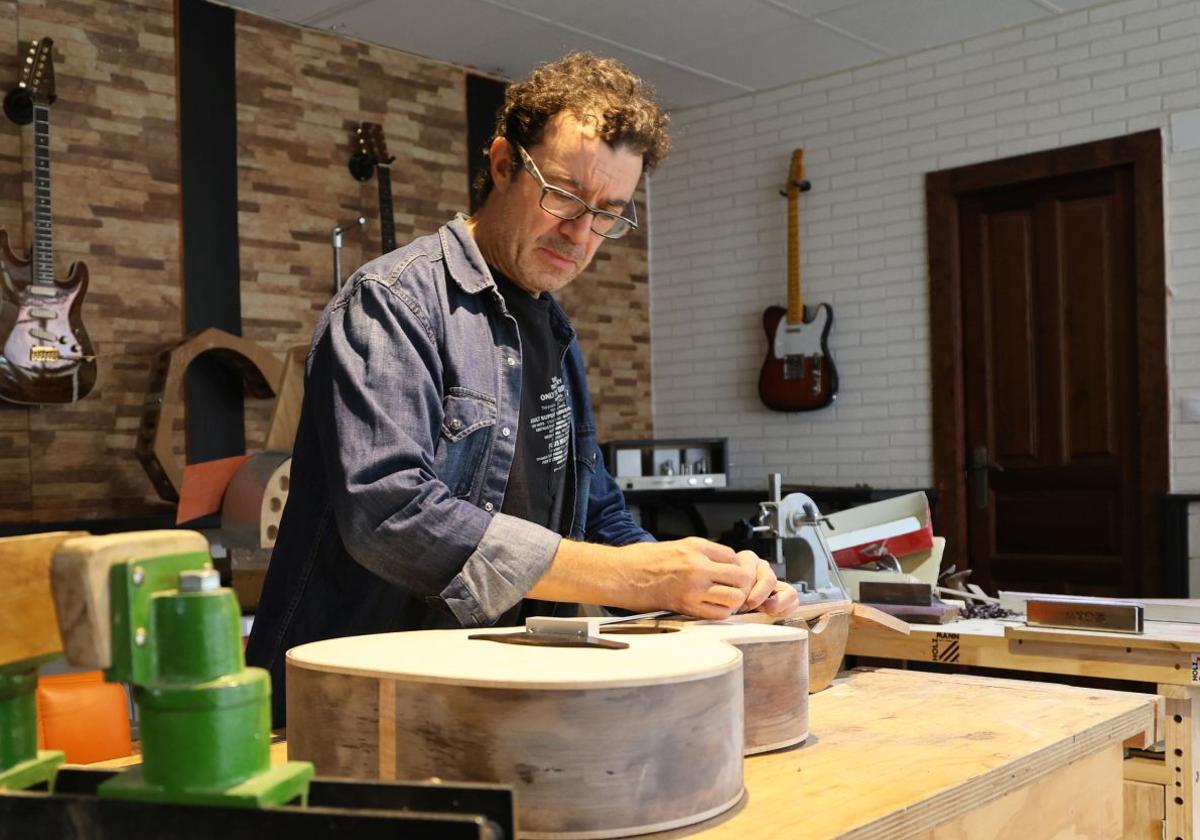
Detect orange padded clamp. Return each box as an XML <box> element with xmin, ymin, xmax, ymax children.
<box><xmin>36</xmin><ymin>671</ymin><xmax>131</xmax><ymax>764</ymax></box>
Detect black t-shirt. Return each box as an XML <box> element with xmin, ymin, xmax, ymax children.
<box><xmin>492</xmin><ymin>268</ymin><xmax>576</xmax><ymax>624</ymax></box>
<box><xmin>492</xmin><ymin>269</ymin><xmax>572</xmax><ymax>534</ymax></box>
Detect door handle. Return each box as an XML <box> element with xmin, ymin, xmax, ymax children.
<box><xmin>969</xmin><ymin>445</ymin><xmax>1004</xmax><ymax>510</ymax></box>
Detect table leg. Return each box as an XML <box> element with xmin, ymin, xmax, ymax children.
<box><xmin>1159</xmin><ymin>684</ymin><xmax>1200</xmax><ymax>840</ymax></box>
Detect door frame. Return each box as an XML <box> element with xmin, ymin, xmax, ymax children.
<box><xmin>927</xmin><ymin>130</ymin><xmax>1167</xmax><ymax>595</ymax></box>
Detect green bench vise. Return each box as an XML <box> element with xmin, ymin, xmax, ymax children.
<box><xmin>49</xmin><ymin>530</ymin><xmax>312</xmax><ymax>807</ymax></box>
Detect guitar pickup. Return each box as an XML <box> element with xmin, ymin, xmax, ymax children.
<box><xmin>30</xmin><ymin>345</ymin><xmax>60</xmax><ymax>362</ymax></box>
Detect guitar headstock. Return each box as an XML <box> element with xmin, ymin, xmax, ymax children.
<box><xmin>19</xmin><ymin>37</ymin><xmax>56</xmax><ymax>106</ymax></box>
<box><xmin>359</xmin><ymin>122</ymin><xmax>395</xmax><ymax>167</ymax></box>
<box><xmin>785</xmin><ymin>148</ymin><xmax>810</xmax><ymax>198</ymax></box>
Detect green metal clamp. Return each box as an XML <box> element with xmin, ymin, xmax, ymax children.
<box><xmin>0</xmin><ymin>657</ymin><xmax>63</xmax><ymax>792</ymax></box>
<box><xmin>98</xmin><ymin>551</ymin><xmax>311</xmax><ymax>808</ymax></box>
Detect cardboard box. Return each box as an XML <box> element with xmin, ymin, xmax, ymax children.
<box><xmin>821</xmin><ymin>491</ymin><xmax>934</xmax><ymax>569</ymax></box>
<box><xmin>838</xmin><ymin>538</ymin><xmax>944</xmax><ymax>601</ymax></box>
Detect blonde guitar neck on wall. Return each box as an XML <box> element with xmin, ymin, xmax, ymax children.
<box><xmin>759</xmin><ymin>148</ymin><xmax>836</xmax><ymax>411</ymax></box>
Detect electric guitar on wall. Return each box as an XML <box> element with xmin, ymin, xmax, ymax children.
<box><xmin>0</xmin><ymin>37</ymin><xmax>97</xmax><ymax>405</ymax></box>
<box><xmin>758</xmin><ymin>149</ymin><xmax>836</xmax><ymax>412</ymax></box>
<box><xmin>350</xmin><ymin>122</ymin><xmax>396</xmax><ymax>254</ymax></box>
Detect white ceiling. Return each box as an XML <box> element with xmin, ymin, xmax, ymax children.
<box><xmin>221</xmin><ymin>0</ymin><xmax>1115</xmax><ymax>110</ymax></box>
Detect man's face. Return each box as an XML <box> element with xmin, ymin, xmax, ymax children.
<box><xmin>484</xmin><ymin>113</ymin><xmax>643</xmax><ymax>296</ymax></box>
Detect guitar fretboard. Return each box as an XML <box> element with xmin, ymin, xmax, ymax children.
<box><xmin>377</xmin><ymin>163</ymin><xmax>396</xmax><ymax>253</ymax></box>
<box><xmin>32</xmin><ymin>104</ymin><xmax>54</xmax><ymax>289</ymax></box>
<box><xmin>786</xmin><ymin>184</ymin><xmax>803</xmax><ymax>325</ymax></box>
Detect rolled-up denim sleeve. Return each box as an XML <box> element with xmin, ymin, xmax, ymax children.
<box><xmin>312</xmin><ymin>271</ymin><xmax>558</xmax><ymax>625</ymax></box>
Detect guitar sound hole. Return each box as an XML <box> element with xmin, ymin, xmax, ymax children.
<box><xmin>601</xmin><ymin>625</ymin><xmax>681</xmax><ymax>635</ymax></box>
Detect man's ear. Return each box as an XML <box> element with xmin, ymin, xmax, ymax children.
<box><xmin>489</xmin><ymin>136</ymin><xmax>513</xmax><ymax>189</ymax></box>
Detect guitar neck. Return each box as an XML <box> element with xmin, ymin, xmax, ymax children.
<box><xmin>786</xmin><ymin>185</ymin><xmax>803</xmax><ymax>324</ymax></box>
<box><xmin>377</xmin><ymin>163</ymin><xmax>396</xmax><ymax>254</ymax></box>
<box><xmin>32</xmin><ymin>104</ymin><xmax>54</xmax><ymax>288</ymax></box>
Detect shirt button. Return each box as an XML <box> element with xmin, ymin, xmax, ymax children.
<box><xmin>506</xmin><ymin>356</ymin><xmax>516</xmax><ymax>366</ymax></box>
<box><xmin>484</xmin><ymin>501</ymin><xmax>494</xmax><ymax>511</ymax></box>
<box><xmin>449</xmin><ymin>418</ymin><xmax>462</xmax><ymax>430</ymax></box>
<box><xmin>501</xmin><ymin>427</ymin><xmax>511</xmax><ymax>437</ymax></box>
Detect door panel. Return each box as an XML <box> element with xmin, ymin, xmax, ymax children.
<box><xmin>961</xmin><ymin>166</ymin><xmax>1136</xmax><ymax>594</ymax></box>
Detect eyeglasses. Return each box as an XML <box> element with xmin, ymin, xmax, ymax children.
<box><xmin>512</xmin><ymin>142</ymin><xmax>638</xmax><ymax>240</ymax></box>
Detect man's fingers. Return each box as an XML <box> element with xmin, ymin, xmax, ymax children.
<box><xmin>738</xmin><ymin>553</ymin><xmax>776</xmax><ymax>612</ymax></box>
<box><xmin>706</xmin><ymin>560</ymin><xmax>756</xmax><ymax>591</ymax></box>
<box><xmin>758</xmin><ymin>582</ymin><xmax>800</xmax><ymax>617</ymax></box>
<box><xmin>743</xmin><ymin>573</ymin><xmax>775</xmax><ymax>612</ymax></box>
<box><xmin>687</xmin><ymin>538</ymin><xmax>737</xmax><ymax>564</ymax></box>
<box><xmin>702</xmin><ymin>584</ymin><xmax>748</xmax><ymax>611</ymax></box>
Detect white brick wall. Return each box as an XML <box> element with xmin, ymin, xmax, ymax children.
<box><xmin>648</xmin><ymin>0</ymin><xmax>1200</xmax><ymax>492</ymax></box>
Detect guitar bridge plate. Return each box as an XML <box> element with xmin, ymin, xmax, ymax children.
<box><xmin>30</xmin><ymin>345</ymin><xmax>60</xmax><ymax>362</ymax></box>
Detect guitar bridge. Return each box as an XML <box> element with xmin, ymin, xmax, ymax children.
<box><xmin>30</xmin><ymin>345</ymin><xmax>60</xmax><ymax>362</ymax></box>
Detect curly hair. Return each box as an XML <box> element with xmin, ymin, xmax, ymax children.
<box><xmin>474</xmin><ymin>52</ymin><xmax>671</xmax><ymax>206</ymax></box>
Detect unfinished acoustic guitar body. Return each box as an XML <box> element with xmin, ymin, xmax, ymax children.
<box><xmin>286</xmin><ymin>622</ymin><xmax>808</xmax><ymax>839</ymax></box>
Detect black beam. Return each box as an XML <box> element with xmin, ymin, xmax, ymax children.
<box><xmin>178</xmin><ymin>0</ymin><xmax>244</xmax><ymax>463</ymax></box>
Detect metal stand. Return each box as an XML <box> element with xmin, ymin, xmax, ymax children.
<box><xmin>331</xmin><ymin>216</ymin><xmax>366</xmax><ymax>293</ymax></box>
<box><xmin>753</xmin><ymin>472</ymin><xmax>849</xmax><ymax>604</ymax></box>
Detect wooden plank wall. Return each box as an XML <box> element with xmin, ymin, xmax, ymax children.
<box><xmin>0</xmin><ymin>2</ymin><xmax>653</xmax><ymax>523</ymax></box>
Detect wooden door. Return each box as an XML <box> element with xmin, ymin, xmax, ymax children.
<box><xmin>960</xmin><ymin>168</ymin><xmax>1136</xmax><ymax>594</ymax></box>
<box><xmin>928</xmin><ymin>131</ymin><xmax>1167</xmax><ymax>597</ymax></box>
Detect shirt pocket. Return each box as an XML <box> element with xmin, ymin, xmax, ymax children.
<box><xmin>433</xmin><ymin>387</ymin><xmax>497</xmax><ymax>499</ymax></box>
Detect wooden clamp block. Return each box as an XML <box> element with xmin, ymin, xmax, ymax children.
<box><xmin>1</xmin><ymin>531</ymin><xmax>87</xmax><ymax>666</ymax></box>
<box><xmin>50</xmin><ymin>531</ymin><xmax>209</xmax><ymax>669</ymax></box>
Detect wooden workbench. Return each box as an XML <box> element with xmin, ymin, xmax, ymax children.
<box><xmin>635</xmin><ymin>667</ymin><xmax>1157</xmax><ymax>839</ymax></box>
<box><xmin>847</xmin><ymin>618</ymin><xmax>1200</xmax><ymax>840</ymax></box>
<box><xmin>92</xmin><ymin>668</ymin><xmax>1159</xmax><ymax>839</ymax></box>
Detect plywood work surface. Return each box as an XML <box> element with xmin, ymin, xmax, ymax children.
<box><xmin>642</xmin><ymin>668</ymin><xmax>1157</xmax><ymax>840</ymax></box>
<box><xmin>847</xmin><ymin>616</ymin><xmax>1200</xmax><ymax>687</ymax></box>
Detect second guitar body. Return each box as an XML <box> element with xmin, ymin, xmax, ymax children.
<box><xmin>0</xmin><ymin>228</ymin><xmax>97</xmax><ymax>405</ymax></box>
<box><xmin>759</xmin><ymin>302</ymin><xmax>837</xmax><ymax>412</ymax></box>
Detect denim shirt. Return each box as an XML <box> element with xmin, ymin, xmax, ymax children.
<box><xmin>246</xmin><ymin>215</ymin><xmax>651</xmax><ymax>722</ymax></box>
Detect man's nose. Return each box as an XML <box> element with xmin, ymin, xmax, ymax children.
<box><xmin>558</xmin><ymin>213</ymin><xmax>593</xmax><ymax>244</ymax></box>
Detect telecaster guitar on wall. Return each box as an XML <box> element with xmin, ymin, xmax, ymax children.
<box><xmin>350</xmin><ymin>121</ymin><xmax>396</xmax><ymax>254</ymax></box>
<box><xmin>0</xmin><ymin>38</ymin><xmax>96</xmax><ymax>405</ymax></box>
<box><xmin>758</xmin><ymin>149</ymin><xmax>836</xmax><ymax>412</ymax></box>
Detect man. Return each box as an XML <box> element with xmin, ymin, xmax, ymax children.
<box><xmin>247</xmin><ymin>52</ymin><xmax>797</xmax><ymax>725</ymax></box>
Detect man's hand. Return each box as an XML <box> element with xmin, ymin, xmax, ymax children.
<box><xmin>754</xmin><ymin>580</ymin><xmax>800</xmax><ymax>617</ymax></box>
<box><xmin>733</xmin><ymin>550</ymin><xmax>776</xmax><ymax>613</ymax></box>
<box><xmin>616</xmin><ymin>537</ymin><xmax>759</xmax><ymax>620</ymax></box>
<box><xmin>732</xmin><ymin>550</ymin><xmax>800</xmax><ymax>617</ymax></box>
<box><xmin>531</xmin><ymin>536</ymin><xmax>758</xmax><ymax>620</ymax></box>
